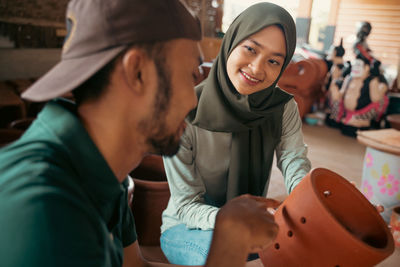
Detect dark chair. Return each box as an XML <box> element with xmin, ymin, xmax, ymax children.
<box><xmin>0</xmin><ymin>82</ymin><xmax>27</xmax><ymax>127</ymax></box>
<box><xmin>0</xmin><ymin>128</ymin><xmax>24</xmax><ymax>147</ymax></box>
<box><xmin>8</xmin><ymin>117</ymin><xmax>35</xmax><ymax>131</ymax></box>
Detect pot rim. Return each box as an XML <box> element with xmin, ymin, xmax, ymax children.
<box><xmin>309</xmin><ymin>168</ymin><xmax>394</xmax><ymax>253</ymax></box>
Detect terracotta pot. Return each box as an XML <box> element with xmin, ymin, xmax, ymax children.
<box><xmin>259</xmin><ymin>168</ymin><xmax>394</xmax><ymax>267</ymax></box>
<box><xmin>390</xmin><ymin>206</ymin><xmax>400</xmax><ymax>247</ymax></box>
<box><xmin>130</xmin><ymin>154</ymin><xmax>167</xmax><ymax>181</ymax></box>
<box><xmin>130</xmin><ymin>155</ymin><xmax>170</xmax><ymax>246</ymax></box>
<box><xmin>131</xmin><ymin>178</ymin><xmax>170</xmax><ymax>246</ymax></box>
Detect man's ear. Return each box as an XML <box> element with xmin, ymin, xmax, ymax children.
<box><xmin>122</xmin><ymin>48</ymin><xmax>147</xmax><ymax>95</ymax></box>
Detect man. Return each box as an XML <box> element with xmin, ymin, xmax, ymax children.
<box><xmin>0</xmin><ymin>0</ymin><xmax>278</xmax><ymax>266</ymax></box>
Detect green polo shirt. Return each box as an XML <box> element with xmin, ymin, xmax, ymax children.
<box><xmin>0</xmin><ymin>99</ymin><xmax>136</xmax><ymax>266</ymax></box>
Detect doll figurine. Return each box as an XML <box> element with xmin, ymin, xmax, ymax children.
<box><xmin>339</xmin><ymin>57</ymin><xmax>389</xmax><ymax>136</ymax></box>
<box><xmin>353</xmin><ymin>21</ymin><xmax>381</xmax><ymax>75</ymax></box>
<box><xmin>325</xmin><ymin>38</ymin><xmax>346</xmax><ymax>126</ymax></box>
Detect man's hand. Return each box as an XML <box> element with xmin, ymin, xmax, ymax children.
<box><xmin>205</xmin><ymin>194</ymin><xmax>279</xmax><ymax>267</ymax></box>
<box><xmin>217</xmin><ymin>194</ymin><xmax>279</xmax><ymax>253</ymax></box>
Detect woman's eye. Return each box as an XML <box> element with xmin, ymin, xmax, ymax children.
<box><xmin>269</xmin><ymin>59</ymin><xmax>280</xmax><ymax>66</ymax></box>
<box><xmin>244</xmin><ymin>45</ymin><xmax>256</xmax><ymax>54</ymax></box>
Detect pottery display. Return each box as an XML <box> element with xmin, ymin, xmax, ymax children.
<box><xmin>360</xmin><ymin>146</ymin><xmax>400</xmax><ymax>223</ymax></box>
<box><xmin>259</xmin><ymin>168</ymin><xmax>394</xmax><ymax>267</ymax></box>
<box><xmin>390</xmin><ymin>206</ymin><xmax>400</xmax><ymax>247</ymax></box>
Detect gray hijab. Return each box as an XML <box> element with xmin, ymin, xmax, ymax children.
<box><xmin>188</xmin><ymin>2</ymin><xmax>296</xmax><ymax>201</ymax></box>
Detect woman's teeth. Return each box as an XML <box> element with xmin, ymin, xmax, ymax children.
<box><xmin>241</xmin><ymin>70</ymin><xmax>260</xmax><ymax>82</ymax></box>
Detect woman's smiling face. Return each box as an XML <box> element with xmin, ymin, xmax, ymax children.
<box><xmin>226</xmin><ymin>25</ymin><xmax>287</xmax><ymax>95</ymax></box>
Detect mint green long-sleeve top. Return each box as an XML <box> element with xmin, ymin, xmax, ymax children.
<box><xmin>161</xmin><ymin>98</ymin><xmax>311</xmax><ymax>233</ymax></box>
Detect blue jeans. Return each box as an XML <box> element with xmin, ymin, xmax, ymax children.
<box><xmin>160</xmin><ymin>224</ymin><xmax>213</xmax><ymax>265</ymax></box>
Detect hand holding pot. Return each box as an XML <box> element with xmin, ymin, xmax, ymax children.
<box><xmin>218</xmin><ymin>195</ymin><xmax>279</xmax><ymax>252</ymax></box>
<box><xmin>207</xmin><ymin>194</ymin><xmax>279</xmax><ymax>266</ymax></box>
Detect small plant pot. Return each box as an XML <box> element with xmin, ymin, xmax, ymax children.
<box><xmin>259</xmin><ymin>168</ymin><xmax>394</xmax><ymax>267</ymax></box>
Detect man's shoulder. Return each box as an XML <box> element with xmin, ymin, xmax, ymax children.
<box><xmin>0</xmin><ymin>135</ymin><xmax>73</xmax><ymax>189</ymax></box>
<box><xmin>0</xmin><ymin>134</ymin><xmax>93</xmax><ymax>222</ymax></box>
<box><xmin>0</xmin><ymin>140</ymin><xmax>94</xmax><ymax>217</ymax></box>
<box><xmin>0</xmin><ymin>141</ymin><xmax>105</xmax><ymax>266</ymax></box>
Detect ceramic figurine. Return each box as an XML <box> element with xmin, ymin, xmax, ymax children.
<box><xmin>353</xmin><ymin>22</ymin><xmax>372</xmax><ymax>60</ymax></box>
<box><xmin>339</xmin><ymin>57</ymin><xmax>389</xmax><ymax>136</ymax></box>
<box><xmin>324</xmin><ymin>38</ymin><xmax>346</xmax><ymax>126</ymax></box>
<box><xmin>353</xmin><ymin>21</ymin><xmax>381</xmax><ymax>70</ymax></box>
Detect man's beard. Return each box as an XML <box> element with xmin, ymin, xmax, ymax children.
<box><xmin>147</xmin><ymin>127</ymin><xmax>181</xmax><ymax>157</ymax></box>
<box><xmin>138</xmin><ymin>59</ymin><xmax>182</xmax><ymax>157</ymax></box>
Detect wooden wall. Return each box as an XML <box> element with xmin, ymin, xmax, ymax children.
<box><xmin>334</xmin><ymin>0</ymin><xmax>400</xmax><ymax>68</ymax></box>
<box><xmin>183</xmin><ymin>0</ymin><xmax>223</xmax><ymax>37</ymax></box>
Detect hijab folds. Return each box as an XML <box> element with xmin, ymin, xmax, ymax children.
<box><xmin>188</xmin><ymin>2</ymin><xmax>297</xmax><ymax>201</ymax></box>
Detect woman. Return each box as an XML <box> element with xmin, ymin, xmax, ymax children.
<box><xmin>160</xmin><ymin>2</ymin><xmax>311</xmax><ymax>265</ymax></box>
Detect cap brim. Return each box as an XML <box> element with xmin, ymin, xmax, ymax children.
<box><xmin>22</xmin><ymin>46</ymin><xmax>127</xmax><ymax>102</ymax></box>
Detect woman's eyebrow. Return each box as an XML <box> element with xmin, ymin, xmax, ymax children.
<box><xmin>247</xmin><ymin>38</ymin><xmax>285</xmax><ymax>59</ymax></box>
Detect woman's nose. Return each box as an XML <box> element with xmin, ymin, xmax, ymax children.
<box><xmin>248</xmin><ymin>57</ymin><xmax>264</xmax><ymax>76</ymax></box>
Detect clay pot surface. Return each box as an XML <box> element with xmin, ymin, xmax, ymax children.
<box><xmin>390</xmin><ymin>206</ymin><xmax>400</xmax><ymax>247</ymax></box>
<box><xmin>130</xmin><ymin>154</ymin><xmax>167</xmax><ymax>181</ymax></box>
<box><xmin>130</xmin><ymin>155</ymin><xmax>170</xmax><ymax>246</ymax></box>
<box><xmin>259</xmin><ymin>168</ymin><xmax>394</xmax><ymax>267</ymax></box>
<box><xmin>131</xmin><ymin>178</ymin><xmax>170</xmax><ymax>246</ymax></box>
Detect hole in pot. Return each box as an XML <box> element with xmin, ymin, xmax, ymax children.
<box><xmin>313</xmin><ymin>168</ymin><xmax>390</xmax><ymax>249</ymax></box>
<box><xmin>274</xmin><ymin>243</ymin><xmax>280</xmax><ymax>250</ymax></box>
<box><xmin>287</xmin><ymin>230</ymin><xmax>293</xmax><ymax>237</ymax></box>
<box><xmin>300</xmin><ymin>217</ymin><xmax>306</xmax><ymax>224</ymax></box>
